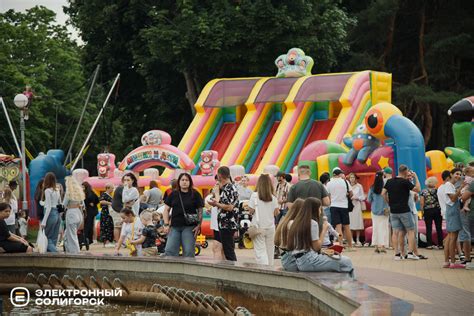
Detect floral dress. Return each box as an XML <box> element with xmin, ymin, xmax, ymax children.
<box><xmin>99</xmin><ymin>192</ymin><xmax>114</xmax><ymax>243</ymax></box>
<box><xmin>217</xmin><ymin>183</ymin><xmax>239</xmax><ymax>231</ymax></box>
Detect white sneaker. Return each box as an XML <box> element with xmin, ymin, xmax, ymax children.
<box><xmin>406</xmin><ymin>253</ymin><xmax>419</xmax><ymax>260</ymax></box>
<box><xmin>394</xmin><ymin>254</ymin><xmax>403</xmax><ymax>261</ymax></box>
<box><xmin>105</xmin><ymin>242</ymin><xmax>116</xmax><ymax>248</ymax></box>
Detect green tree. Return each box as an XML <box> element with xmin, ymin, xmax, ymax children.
<box><xmin>65</xmin><ymin>0</ymin><xmax>355</xmax><ymax>157</ymax></box>
<box><xmin>341</xmin><ymin>0</ymin><xmax>474</xmax><ymax>150</ymax></box>
<box><xmin>0</xmin><ymin>6</ymin><xmax>93</xmax><ymax>160</ymax></box>
<box><xmin>140</xmin><ymin>0</ymin><xmax>355</xmax><ymax>113</ymax></box>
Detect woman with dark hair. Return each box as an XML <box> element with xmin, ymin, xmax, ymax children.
<box><xmin>279</xmin><ymin>197</ymin><xmax>354</xmax><ymax>274</ymax></box>
<box><xmin>82</xmin><ymin>181</ymin><xmax>99</xmax><ymax>246</ymax></box>
<box><xmin>34</xmin><ymin>179</ymin><xmax>44</xmax><ymax>220</ymax></box>
<box><xmin>163</xmin><ymin>173</ymin><xmax>204</xmax><ymax>257</ymax></box>
<box><xmin>208</xmin><ymin>166</ymin><xmax>239</xmax><ymax>261</ymax></box>
<box><xmin>41</xmin><ymin>172</ymin><xmax>61</xmax><ymax>252</ymax></box>
<box><xmin>122</xmin><ymin>173</ymin><xmax>140</xmax><ymax>216</ymax></box>
<box><xmin>368</xmin><ymin>171</ymin><xmax>389</xmax><ymax>253</ymax></box>
<box><xmin>0</xmin><ymin>202</ymin><xmax>33</xmax><ymax>253</ymax></box>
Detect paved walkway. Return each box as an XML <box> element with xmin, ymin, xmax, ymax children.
<box><xmin>88</xmin><ymin>243</ymin><xmax>474</xmax><ymax>315</ymax></box>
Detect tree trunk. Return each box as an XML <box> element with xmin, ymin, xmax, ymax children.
<box><xmin>381</xmin><ymin>9</ymin><xmax>397</xmax><ymax>69</ymax></box>
<box><xmin>418</xmin><ymin>2</ymin><xmax>428</xmax><ymax>85</ymax></box>
<box><xmin>183</xmin><ymin>70</ymin><xmax>197</xmax><ymax>116</ymax></box>
<box><xmin>422</xmin><ymin>103</ymin><xmax>433</xmax><ymax>144</ymax></box>
<box><xmin>417</xmin><ymin>2</ymin><xmax>432</xmax><ymax>145</ymax></box>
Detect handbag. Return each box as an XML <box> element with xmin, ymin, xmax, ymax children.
<box><xmin>36</xmin><ymin>228</ymin><xmax>48</xmax><ymax>254</ymax></box>
<box><xmin>344</xmin><ymin>181</ymin><xmax>354</xmax><ymax>212</ymax></box>
<box><xmin>125</xmin><ymin>218</ymin><xmax>137</xmax><ymax>256</ymax></box>
<box><xmin>247</xmin><ymin>197</ymin><xmax>263</xmax><ymax>240</ymax></box>
<box><xmin>178</xmin><ymin>191</ymin><xmax>199</xmax><ymax>226</ymax></box>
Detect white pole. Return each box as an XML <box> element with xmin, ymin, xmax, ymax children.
<box><xmin>19</xmin><ymin>110</ymin><xmax>28</xmax><ymax>211</ymax></box>
<box><xmin>65</xmin><ymin>64</ymin><xmax>100</xmax><ymax>165</ymax></box>
<box><xmin>71</xmin><ymin>73</ymin><xmax>120</xmax><ymax>171</ymax></box>
<box><xmin>0</xmin><ymin>97</ymin><xmax>21</xmax><ymax>157</ymax></box>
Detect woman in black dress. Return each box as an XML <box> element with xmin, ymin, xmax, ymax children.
<box><xmin>99</xmin><ymin>183</ymin><xmax>115</xmax><ymax>246</ymax></box>
<box><xmin>82</xmin><ymin>181</ymin><xmax>99</xmax><ymax>246</ymax></box>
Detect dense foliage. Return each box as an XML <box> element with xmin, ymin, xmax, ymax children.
<box><xmin>0</xmin><ymin>7</ymin><xmax>92</xmax><ymax>157</ymax></box>
<box><xmin>340</xmin><ymin>0</ymin><xmax>474</xmax><ymax>149</ymax></box>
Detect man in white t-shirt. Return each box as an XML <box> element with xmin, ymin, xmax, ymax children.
<box><xmin>326</xmin><ymin>167</ymin><xmax>353</xmax><ymax>249</ymax></box>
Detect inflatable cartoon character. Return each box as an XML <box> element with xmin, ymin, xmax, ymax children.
<box><xmin>275</xmin><ymin>48</ymin><xmax>314</xmax><ymax>78</ymax></box>
<box><xmin>342</xmin><ymin>124</ymin><xmax>380</xmax><ymax>165</ymax></box>
<box><xmin>97</xmin><ymin>153</ymin><xmax>116</xmax><ymax>178</ymax></box>
<box><xmin>445</xmin><ymin>97</ymin><xmax>474</xmax><ymax>165</ymax></box>
<box><xmin>199</xmin><ymin>150</ymin><xmax>220</xmax><ymax>176</ymax></box>
<box><xmin>0</xmin><ymin>155</ymin><xmax>20</xmax><ymax>188</ymax></box>
<box><xmin>142</xmin><ymin>130</ymin><xmax>164</xmax><ymax>146</ymax></box>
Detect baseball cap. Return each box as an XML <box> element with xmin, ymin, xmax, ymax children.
<box><xmin>332</xmin><ymin>167</ymin><xmax>343</xmax><ymax>175</ymax></box>
<box><xmin>276</xmin><ymin>171</ymin><xmax>286</xmax><ymax>178</ymax></box>
<box><xmin>383</xmin><ymin>167</ymin><xmax>393</xmax><ymax>174</ymax></box>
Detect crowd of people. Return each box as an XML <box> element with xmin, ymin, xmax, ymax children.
<box><xmin>0</xmin><ymin>160</ymin><xmax>472</xmax><ymax>272</ymax></box>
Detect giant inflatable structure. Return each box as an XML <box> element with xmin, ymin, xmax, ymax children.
<box><xmin>29</xmin><ymin>49</ymin><xmax>461</xmax><ymax>238</ymax></box>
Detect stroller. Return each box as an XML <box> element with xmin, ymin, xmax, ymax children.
<box><xmin>235</xmin><ymin>200</ymin><xmax>253</xmax><ymax>249</ymax></box>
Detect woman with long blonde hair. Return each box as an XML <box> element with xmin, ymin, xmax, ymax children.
<box><xmin>248</xmin><ymin>174</ymin><xmax>279</xmax><ymax>265</ymax></box>
<box><xmin>63</xmin><ymin>176</ymin><xmax>85</xmax><ymax>254</ymax></box>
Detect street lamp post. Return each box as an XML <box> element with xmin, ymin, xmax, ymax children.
<box><xmin>13</xmin><ymin>94</ymin><xmax>29</xmax><ymax>213</ymax></box>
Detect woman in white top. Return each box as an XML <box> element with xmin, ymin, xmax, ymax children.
<box><xmin>122</xmin><ymin>173</ymin><xmax>140</xmax><ymax>216</ymax></box>
<box><xmin>63</xmin><ymin>176</ymin><xmax>85</xmax><ymax>254</ymax></box>
<box><xmin>348</xmin><ymin>173</ymin><xmax>365</xmax><ymax>246</ymax></box>
<box><xmin>2</xmin><ymin>188</ymin><xmax>17</xmax><ymax>233</ymax></box>
<box><xmin>41</xmin><ymin>172</ymin><xmax>61</xmax><ymax>252</ymax></box>
<box><xmin>278</xmin><ymin>197</ymin><xmax>354</xmax><ymax>276</ymax></box>
<box><xmin>248</xmin><ymin>174</ymin><xmax>279</xmax><ymax>265</ymax></box>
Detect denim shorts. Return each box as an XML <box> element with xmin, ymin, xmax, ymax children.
<box><xmin>390</xmin><ymin>212</ymin><xmax>415</xmax><ymax>231</ymax></box>
<box><xmin>458</xmin><ymin>211</ymin><xmax>471</xmax><ymax>242</ymax></box>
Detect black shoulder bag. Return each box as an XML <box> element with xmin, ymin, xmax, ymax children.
<box><xmin>345</xmin><ymin>181</ymin><xmax>354</xmax><ymax>212</ymax></box>
<box><xmin>178</xmin><ymin>191</ymin><xmax>199</xmax><ymax>226</ymax></box>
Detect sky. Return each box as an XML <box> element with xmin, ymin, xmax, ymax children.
<box><xmin>0</xmin><ymin>0</ymin><xmax>80</xmax><ymax>41</ymax></box>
